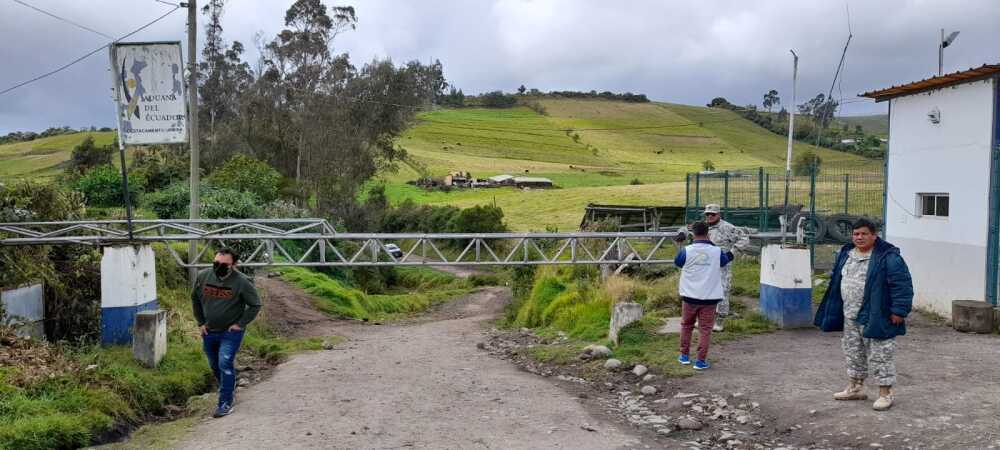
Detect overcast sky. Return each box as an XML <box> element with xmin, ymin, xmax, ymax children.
<box><xmin>1</xmin><ymin>0</ymin><xmax>998</xmax><ymax>133</ymax></box>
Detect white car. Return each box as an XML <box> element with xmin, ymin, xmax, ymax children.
<box><xmin>384</xmin><ymin>243</ymin><xmax>403</xmax><ymax>259</ymax></box>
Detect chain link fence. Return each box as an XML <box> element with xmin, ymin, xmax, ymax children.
<box><xmin>684</xmin><ymin>160</ymin><xmax>884</xmax><ymax>263</ymax></box>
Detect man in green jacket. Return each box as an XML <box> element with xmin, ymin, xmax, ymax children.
<box><xmin>192</xmin><ymin>248</ymin><xmax>261</xmax><ymax>418</ymax></box>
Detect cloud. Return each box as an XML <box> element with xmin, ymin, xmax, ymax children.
<box><xmin>1</xmin><ymin>0</ymin><xmax>998</xmax><ymax>133</ymax></box>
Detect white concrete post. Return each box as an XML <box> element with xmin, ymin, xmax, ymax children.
<box><xmin>101</xmin><ymin>245</ymin><xmax>158</xmax><ymax>345</ymax></box>
<box><xmin>759</xmin><ymin>245</ymin><xmax>812</xmax><ymax>328</ymax></box>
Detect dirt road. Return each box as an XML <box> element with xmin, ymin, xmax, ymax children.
<box><xmin>175</xmin><ymin>283</ymin><xmax>649</xmax><ymax>450</ymax></box>
<box><xmin>684</xmin><ymin>312</ymin><xmax>1000</xmax><ymax>449</ymax></box>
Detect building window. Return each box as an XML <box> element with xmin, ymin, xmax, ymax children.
<box><xmin>918</xmin><ymin>193</ymin><xmax>949</xmax><ymax>217</ymax></box>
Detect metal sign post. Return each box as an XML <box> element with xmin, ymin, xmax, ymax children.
<box><xmin>109</xmin><ymin>42</ymin><xmax>189</xmax><ymax>239</ymax></box>
<box><xmin>782</xmin><ymin>50</ymin><xmax>798</xmax><ymax>245</ymax></box>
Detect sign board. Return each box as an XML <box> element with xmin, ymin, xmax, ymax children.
<box><xmin>110</xmin><ymin>42</ymin><xmax>187</xmax><ymax>145</ymax></box>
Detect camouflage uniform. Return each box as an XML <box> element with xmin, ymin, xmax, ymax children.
<box><xmin>707</xmin><ymin>219</ymin><xmax>750</xmax><ymax>317</ymax></box>
<box><xmin>840</xmin><ymin>248</ymin><xmax>897</xmax><ymax>386</ymax></box>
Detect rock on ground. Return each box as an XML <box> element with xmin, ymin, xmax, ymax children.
<box><xmin>676</xmin><ymin>417</ymin><xmax>703</xmax><ymax>430</ymax></box>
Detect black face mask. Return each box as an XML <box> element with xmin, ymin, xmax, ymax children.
<box><xmin>213</xmin><ymin>261</ymin><xmax>231</xmax><ymax>278</ymax></box>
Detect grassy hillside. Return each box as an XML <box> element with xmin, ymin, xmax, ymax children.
<box><xmin>384</xmin><ymin>98</ymin><xmax>873</xmax><ymax>230</ymax></box>
<box><xmin>836</xmin><ymin>114</ymin><xmax>889</xmax><ymax>137</ymax></box>
<box><xmin>1</xmin><ymin>101</ymin><xmax>880</xmax><ymax>231</ymax></box>
<box><xmin>0</xmin><ymin>132</ymin><xmax>116</xmax><ymax>180</ymax></box>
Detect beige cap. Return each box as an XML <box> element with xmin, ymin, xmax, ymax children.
<box><xmin>703</xmin><ymin>204</ymin><xmax>721</xmax><ymax>215</ymax></box>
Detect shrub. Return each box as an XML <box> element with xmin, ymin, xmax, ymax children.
<box><xmin>438</xmin><ymin>87</ymin><xmax>465</xmax><ymax>107</ymax></box>
<box><xmin>0</xmin><ymin>182</ymin><xmax>99</xmax><ymax>341</ymax></box>
<box><xmin>479</xmin><ymin>91</ymin><xmax>517</xmax><ymax>108</ymax></box>
<box><xmin>200</xmin><ymin>188</ymin><xmax>263</xmax><ymax>219</ymax></box>
<box><xmin>129</xmin><ymin>146</ymin><xmax>187</xmax><ymax>192</ymax></box>
<box><xmin>199</xmin><ymin>188</ymin><xmax>265</xmax><ymax>275</ymax></box>
<box><xmin>206</xmin><ymin>154</ymin><xmax>282</xmax><ymax>202</ymax></box>
<box><xmin>264</xmin><ymin>199</ymin><xmax>310</xmax><ymax>219</ymax></box>
<box><xmin>447</xmin><ymin>205</ymin><xmax>507</xmax><ymax>234</ymax></box>
<box><xmin>72</xmin><ymin>165</ymin><xmax>144</xmax><ymax>208</ymax></box>
<box><xmin>68</xmin><ymin>136</ymin><xmax>113</xmax><ymax>175</ymax></box>
<box><xmin>379</xmin><ymin>200</ymin><xmax>461</xmax><ymax>234</ymax></box>
<box><xmin>143</xmin><ymin>182</ymin><xmax>191</xmax><ymax>219</ymax></box>
<box><xmin>793</xmin><ymin>151</ymin><xmax>822</xmax><ymax>176</ymax></box>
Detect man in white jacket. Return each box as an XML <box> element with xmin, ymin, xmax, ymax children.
<box><xmin>674</xmin><ymin>221</ymin><xmax>734</xmax><ymax>370</ymax></box>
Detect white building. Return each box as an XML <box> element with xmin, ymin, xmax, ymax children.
<box><xmin>861</xmin><ymin>64</ymin><xmax>1000</xmax><ymax>315</ymax></box>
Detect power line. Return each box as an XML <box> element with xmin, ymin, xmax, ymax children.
<box><xmin>12</xmin><ymin>0</ymin><xmax>114</xmax><ymax>39</ymax></box>
<box><xmin>0</xmin><ymin>5</ymin><xmax>181</xmax><ymax>97</ymax></box>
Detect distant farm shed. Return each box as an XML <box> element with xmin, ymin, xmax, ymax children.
<box><xmin>860</xmin><ymin>63</ymin><xmax>1000</xmax><ymax>315</ymax></box>
<box><xmin>513</xmin><ymin>177</ymin><xmax>554</xmax><ymax>188</ymax></box>
<box><xmin>488</xmin><ymin>174</ymin><xmax>515</xmax><ymax>186</ymax></box>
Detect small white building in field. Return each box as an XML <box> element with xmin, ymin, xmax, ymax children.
<box><xmin>861</xmin><ymin>64</ymin><xmax>1000</xmax><ymax>316</ymax></box>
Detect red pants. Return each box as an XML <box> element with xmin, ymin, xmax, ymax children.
<box><xmin>679</xmin><ymin>302</ymin><xmax>718</xmax><ymax>361</ymax></box>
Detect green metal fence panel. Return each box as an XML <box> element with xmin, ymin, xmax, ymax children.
<box><xmin>684</xmin><ymin>160</ymin><xmax>885</xmax><ymax>247</ymax></box>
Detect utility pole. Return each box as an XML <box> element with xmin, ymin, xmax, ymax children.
<box><xmin>185</xmin><ymin>0</ymin><xmax>201</xmax><ymax>284</ymax></box>
<box><xmin>939</xmin><ymin>29</ymin><xmax>960</xmax><ymax>76</ymax></box>
<box><xmin>939</xmin><ymin>28</ymin><xmax>944</xmax><ymax>76</ymax></box>
<box><xmin>782</xmin><ymin>50</ymin><xmax>798</xmax><ymax>245</ymax></box>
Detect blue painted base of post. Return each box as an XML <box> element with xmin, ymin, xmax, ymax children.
<box><xmin>759</xmin><ymin>245</ymin><xmax>813</xmax><ymax>329</ymax></box>
<box><xmin>101</xmin><ymin>300</ymin><xmax>159</xmax><ymax>345</ymax></box>
<box><xmin>100</xmin><ymin>245</ymin><xmax>159</xmax><ymax>346</ymax></box>
<box><xmin>759</xmin><ymin>284</ymin><xmax>812</xmax><ymax>328</ymax></box>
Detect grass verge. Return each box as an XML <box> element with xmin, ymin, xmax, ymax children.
<box><xmin>0</xmin><ymin>245</ymin><xmax>331</xmax><ymax>450</ymax></box>
<box><xmin>275</xmin><ymin>266</ymin><xmax>476</xmax><ymax>321</ymax></box>
<box><xmin>509</xmin><ymin>264</ymin><xmax>775</xmax><ymax>376</ymax></box>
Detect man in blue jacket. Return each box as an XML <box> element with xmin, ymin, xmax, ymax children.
<box><xmin>814</xmin><ymin>218</ymin><xmax>913</xmax><ymax>411</ymax></box>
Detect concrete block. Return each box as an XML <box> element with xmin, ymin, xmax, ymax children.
<box><xmin>1</xmin><ymin>284</ymin><xmax>45</xmax><ymax>340</ymax></box>
<box><xmin>951</xmin><ymin>300</ymin><xmax>993</xmax><ymax>334</ymax></box>
<box><xmin>759</xmin><ymin>245</ymin><xmax>813</xmax><ymax>329</ymax></box>
<box><xmin>610</xmin><ymin>302</ymin><xmax>643</xmax><ymax>345</ymax></box>
<box><xmin>101</xmin><ymin>245</ymin><xmax>158</xmax><ymax>345</ymax></box>
<box><xmin>132</xmin><ymin>309</ymin><xmax>167</xmax><ymax>367</ymax></box>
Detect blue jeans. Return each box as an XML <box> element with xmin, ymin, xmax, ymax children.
<box><xmin>202</xmin><ymin>329</ymin><xmax>245</xmax><ymax>405</ymax></box>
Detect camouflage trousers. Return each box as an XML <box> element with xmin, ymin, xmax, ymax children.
<box><xmin>842</xmin><ymin>320</ymin><xmax>897</xmax><ymax>386</ymax></box>
<box><xmin>716</xmin><ymin>266</ymin><xmax>732</xmax><ymax>317</ymax></box>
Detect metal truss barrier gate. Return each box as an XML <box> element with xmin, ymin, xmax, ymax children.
<box><xmin>0</xmin><ymin>219</ymin><xmax>684</xmax><ymax>268</ymax></box>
